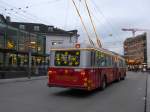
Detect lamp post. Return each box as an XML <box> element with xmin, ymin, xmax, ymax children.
<box><xmin>28</xmin><ymin>41</ymin><xmax>36</xmax><ymax>79</ymax></box>
<box><xmin>28</xmin><ymin>47</ymin><xmax>32</xmax><ymax>79</ymax></box>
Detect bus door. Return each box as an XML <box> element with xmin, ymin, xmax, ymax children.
<box><xmin>113</xmin><ymin>61</ymin><xmax>118</xmax><ymax>80</ymax></box>
<box><xmin>91</xmin><ymin>51</ymin><xmax>97</xmax><ymax>87</ymax></box>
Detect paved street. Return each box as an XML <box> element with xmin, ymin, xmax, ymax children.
<box><xmin>0</xmin><ymin>72</ymin><xmax>148</xmax><ymax>112</ymax></box>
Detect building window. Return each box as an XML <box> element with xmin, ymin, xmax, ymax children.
<box><xmin>34</xmin><ymin>26</ymin><xmax>39</xmax><ymax>31</ymax></box>
<box><xmin>48</xmin><ymin>26</ymin><xmax>53</xmax><ymax>32</ymax></box>
<box><xmin>19</xmin><ymin>25</ymin><xmax>25</xmax><ymax>30</ymax></box>
<box><xmin>52</xmin><ymin>42</ymin><xmax>63</xmax><ymax>45</ymax></box>
<box><xmin>58</xmin><ymin>42</ymin><xmax>63</xmax><ymax>44</ymax></box>
<box><xmin>18</xmin><ymin>31</ymin><xmax>29</xmax><ymax>52</ymax></box>
<box><xmin>0</xmin><ymin>18</ymin><xmax>2</xmax><ymax>23</ymax></box>
<box><xmin>37</xmin><ymin>36</ymin><xmax>45</xmax><ymax>54</ymax></box>
<box><xmin>0</xmin><ymin>33</ymin><xmax>4</xmax><ymax>48</ymax></box>
<box><xmin>30</xmin><ymin>34</ymin><xmax>37</xmax><ymax>53</ymax></box>
<box><xmin>0</xmin><ymin>17</ymin><xmax>4</xmax><ymax>23</ymax></box>
<box><xmin>52</xmin><ymin>42</ymin><xmax>57</xmax><ymax>45</ymax></box>
<box><xmin>71</xmin><ymin>37</ymin><xmax>77</xmax><ymax>43</ymax></box>
<box><xmin>7</xmin><ymin>27</ymin><xmax>18</xmax><ymax>50</ymax></box>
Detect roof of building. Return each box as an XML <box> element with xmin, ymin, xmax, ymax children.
<box><xmin>9</xmin><ymin>22</ymin><xmax>79</xmax><ymax>37</ymax></box>
<box><xmin>0</xmin><ymin>14</ymin><xmax>79</xmax><ymax>37</ymax></box>
<box><xmin>124</xmin><ymin>33</ymin><xmax>146</xmax><ymax>44</ymax></box>
<box><xmin>0</xmin><ymin>14</ymin><xmax>7</xmax><ymax>23</ymax></box>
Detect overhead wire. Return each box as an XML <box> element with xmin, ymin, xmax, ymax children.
<box><xmin>63</xmin><ymin>0</ymin><xmax>69</xmax><ymax>29</ymax></box>
<box><xmin>88</xmin><ymin>6</ymin><xmax>112</xmax><ymax>38</ymax></box>
<box><xmin>90</xmin><ymin>0</ymin><xmax>125</xmax><ymax>49</ymax></box>
<box><xmin>73</xmin><ymin>0</ymin><xmax>81</xmax><ymax>29</ymax></box>
<box><xmin>0</xmin><ymin>5</ymin><xmax>29</xmax><ymax>22</ymax></box>
<box><xmin>71</xmin><ymin>0</ymin><xmax>87</xmax><ymax>42</ymax></box>
<box><xmin>91</xmin><ymin>0</ymin><xmax>123</xmax><ymax>42</ymax></box>
<box><xmin>24</xmin><ymin>0</ymin><xmax>62</xmax><ymax>9</ymax></box>
<box><xmin>71</xmin><ymin>0</ymin><xmax>95</xmax><ymax>46</ymax></box>
<box><xmin>0</xmin><ymin>11</ymin><xmax>20</xmax><ymax>22</ymax></box>
<box><xmin>0</xmin><ymin>0</ymin><xmax>51</xmax><ymax>24</ymax></box>
<box><xmin>86</xmin><ymin>1</ymin><xmax>113</xmax><ymax>38</ymax></box>
<box><xmin>0</xmin><ymin>3</ymin><xmax>40</xmax><ymax>23</ymax></box>
<box><xmin>0</xmin><ymin>0</ymin><xmax>124</xmax><ymax>48</ymax></box>
<box><xmin>84</xmin><ymin>0</ymin><xmax>102</xmax><ymax>47</ymax></box>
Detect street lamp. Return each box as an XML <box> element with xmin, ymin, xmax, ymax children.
<box><xmin>28</xmin><ymin>41</ymin><xmax>36</xmax><ymax>79</ymax></box>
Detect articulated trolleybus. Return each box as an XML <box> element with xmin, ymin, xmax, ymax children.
<box><xmin>48</xmin><ymin>43</ymin><xmax>126</xmax><ymax>91</ymax></box>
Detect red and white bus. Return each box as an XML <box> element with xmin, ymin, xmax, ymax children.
<box><xmin>47</xmin><ymin>43</ymin><xmax>126</xmax><ymax>91</ymax></box>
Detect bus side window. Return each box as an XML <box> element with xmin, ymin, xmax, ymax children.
<box><xmin>110</xmin><ymin>56</ymin><xmax>113</xmax><ymax>67</ymax></box>
<box><xmin>91</xmin><ymin>51</ymin><xmax>95</xmax><ymax>67</ymax></box>
<box><xmin>105</xmin><ymin>55</ymin><xmax>108</xmax><ymax>67</ymax></box>
<box><xmin>106</xmin><ymin>55</ymin><xmax>111</xmax><ymax>67</ymax></box>
<box><xmin>96</xmin><ymin>51</ymin><xmax>100</xmax><ymax>67</ymax></box>
<box><xmin>114</xmin><ymin>62</ymin><xmax>117</xmax><ymax>68</ymax></box>
<box><xmin>100</xmin><ymin>53</ymin><xmax>105</xmax><ymax>67</ymax></box>
<box><xmin>119</xmin><ymin>59</ymin><xmax>123</xmax><ymax>67</ymax></box>
<box><xmin>123</xmin><ymin>60</ymin><xmax>126</xmax><ymax>68</ymax></box>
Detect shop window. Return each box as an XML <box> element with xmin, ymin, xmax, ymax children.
<box><xmin>7</xmin><ymin>27</ymin><xmax>18</xmax><ymax>50</ymax></box>
<box><xmin>17</xmin><ymin>54</ymin><xmax>28</xmax><ymax>66</ymax></box>
<box><xmin>18</xmin><ymin>31</ymin><xmax>29</xmax><ymax>52</ymax></box>
<box><xmin>0</xmin><ymin>33</ymin><xmax>4</xmax><ymax>48</ymax></box>
<box><xmin>37</xmin><ymin>37</ymin><xmax>44</xmax><ymax>54</ymax></box>
<box><xmin>8</xmin><ymin>54</ymin><xmax>17</xmax><ymax>65</ymax></box>
<box><xmin>30</xmin><ymin>34</ymin><xmax>37</xmax><ymax>53</ymax></box>
<box><xmin>0</xmin><ymin>53</ymin><xmax>3</xmax><ymax>66</ymax></box>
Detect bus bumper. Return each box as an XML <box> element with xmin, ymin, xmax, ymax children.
<box><xmin>47</xmin><ymin>83</ymin><xmax>89</xmax><ymax>90</ymax></box>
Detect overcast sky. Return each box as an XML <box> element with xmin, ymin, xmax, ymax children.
<box><xmin>0</xmin><ymin>0</ymin><xmax>150</xmax><ymax>54</ymax></box>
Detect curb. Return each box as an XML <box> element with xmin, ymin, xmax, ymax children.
<box><xmin>146</xmin><ymin>74</ymin><xmax>150</xmax><ymax>112</ymax></box>
<box><xmin>0</xmin><ymin>76</ymin><xmax>47</xmax><ymax>85</ymax></box>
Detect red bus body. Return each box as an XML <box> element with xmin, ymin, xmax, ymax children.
<box><xmin>48</xmin><ymin>44</ymin><xmax>126</xmax><ymax>91</ymax></box>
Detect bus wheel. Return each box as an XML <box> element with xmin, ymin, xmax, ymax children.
<box><xmin>101</xmin><ymin>77</ymin><xmax>107</xmax><ymax>90</ymax></box>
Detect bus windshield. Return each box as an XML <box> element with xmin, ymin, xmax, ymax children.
<box><xmin>54</xmin><ymin>51</ymin><xmax>80</xmax><ymax>66</ymax></box>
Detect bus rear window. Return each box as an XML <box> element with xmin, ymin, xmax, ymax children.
<box><xmin>54</xmin><ymin>51</ymin><xmax>80</xmax><ymax>66</ymax></box>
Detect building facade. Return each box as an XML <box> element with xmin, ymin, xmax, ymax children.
<box><xmin>0</xmin><ymin>14</ymin><xmax>79</xmax><ymax>78</ymax></box>
<box><xmin>9</xmin><ymin>22</ymin><xmax>79</xmax><ymax>54</ymax></box>
<box><xmin>124</xmin><ymin>33</ymin><xmax>147</xmax><ymax>70</ymax></box>
<box><xmin>146</xmin><ymin>32</ymin><xmax>150</xmax><ymax>70</ymax></box>
<box><xmin>0</xmin><ymin>15</ymin><xmax>47</xmax><ymax>74</ymax></box>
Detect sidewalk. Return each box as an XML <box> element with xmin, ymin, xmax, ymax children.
<box><xmin>0</xmin><ymin>76</ymin><xmax>47</xmax><ymax>85</ymax></box>
<box><xmin>146</xmin><ymin>73</ymin><xmax>150</xmax><ymax>112</ymax></box>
